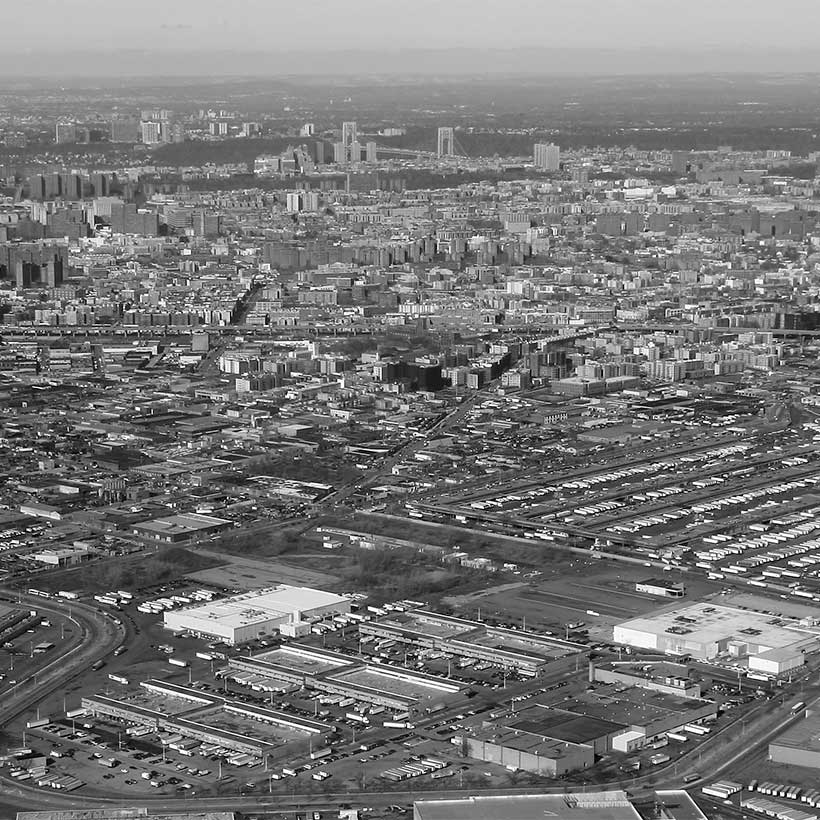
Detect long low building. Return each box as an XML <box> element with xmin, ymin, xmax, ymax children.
<box><xmin>164</xmin><ymin>585</ymin><xmax>350</xmax><ymax>644</ymax></box>
<box><xmin>360</xmin><ymin>610</ymin><xmax>584</xmax><ymax>675</ymax></box>
<box><xmin>131</xmin><ymin>511</ymin><xmax>232</xmax><ymax>543</ymax></box>
<box><xmin>18</xmin><ymin>812</ymin><xmax>236</xmax><ymax>820</ymax></box>
<box><xmin>0</xmin><ymin>606</ymin><xmax>38</xmax><ymax>644</ymax></box>
<box><xmin>228</xmin><ymin>644</ymin><xmax>463</xmax><ymax>710</ymax></box>
<box><xmin>82</xmin><ymin>679</ymin><xmax>329</xmax><ymax>758</ymax></box>
<box><xmin>414</xmin><ymin>791</ymin><xmax>643</xmax><ymax>820</ymax></box>
<box><xmin>461</xmin><ymin>729</ymin><xmax>594</xmax><ymax>777</ymax></box>
<box><xmin>770</xmin><ymin>712</ymin><xmax>820</xmax><ymax>769</ymax></box>
<box><xmin>457</xmin><ymin>682</ymin><xmax>717</xmax><ymax>775</ymax></box>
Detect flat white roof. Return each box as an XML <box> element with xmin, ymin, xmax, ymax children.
<box><xmin>166</xmin><ymin>585</ymin><xmax>347</xmax><ymax>630</ymax></box>
<box><xmin>616</xmin><ymin>602</ymin><xmax>820</xmax><ymax>652</ymax></box>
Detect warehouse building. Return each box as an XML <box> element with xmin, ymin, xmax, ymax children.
<box><xmin>228</xmin><ymin>644</ymin><xmax>462</xmax><ymax>710</ymax></box>
<box><xmin>414</xmin><ymin>790</ymin><xmax>643</xmax><ymax>820</ymax></box>
<box><xmin>30</xmin><ymin>543</ymin><xmax>93</xmax><ymax>567</ymax></box>
<box><xmin>460</xmin><ymin>728</ymin><xmax>594</xmax><ymax>776</ymax></box>
<box><xmin>361</xmin><ymin>610</ymin><xmax>583</xmax><ymax>676</ymax></box>
<box><xmin>163</xmin><ymin>585</ymin><xmax>350</xmax><ymax>644</ymax></box>
<box><xmin>17</xmin><ymin>812</ymin><xmax>237</xmax><ymax>820</ymax></box>
<box><xmin>613</xmin><ymin>602</ymin><xmax>817</xmax><ymax>675</ymax></box>
<box><xmin>461</xmin><ymin>682</ymin><xmax>717</xmax><ymax>775</ymax></box>
<box><xmin>81</xmin><ymin>679</ymin><xmax>328</xmax><ymax>759</ymax></box>
<box><xmin>131</xmin><ymin>512</ymin><xmax>231</xmax><ymax>543</ymax></box>
<box><xmin>635</xmin><ymin>579</ymin><xmax>685</xmax><ymax>598</ymax></box>
<box><xmin>770</xmin><ymin>713</ymin><xmax>820</xmax><ymax>769</ymax></box>
<box><xmin>0</xmin><ymin>606</ymin><xmax>39</xmax><ymax>644</ymax></box>
<box><xmin>590</xmin><ymin>660</ymin><xmax>703</xmax><ymax>698</ymax></box>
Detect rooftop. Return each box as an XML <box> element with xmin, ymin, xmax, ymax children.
<box><xmin>616</xmin><ymin>602</ymin><xmax>820</xmax><ymax>651</ymax></box>
<box><xmin>770</xmin><ymin>712</ymin><xmax>820</xmax><ymax>755</ymax></box>
<box><xmin>414</xmin><ymin>791</ymin><xmax>642</xmax><ymax>820</ymax></box>
<box><xmin>166</xmin><ymin>585</ymin><xmax>347</xmax><ymax>629</ymax></box>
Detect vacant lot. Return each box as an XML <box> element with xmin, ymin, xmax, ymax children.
<box><xmin>186</xmin><ymin>551</ymin><xmax>342</xmax><ymax>590</ymax></box>
<box><xmin>34</xmin><ymin>547</ymin><xmax>223</xmax><ymax>594</ymax></box>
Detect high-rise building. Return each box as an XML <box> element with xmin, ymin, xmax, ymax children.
<box><xmin>60</xmin><ymin>173</ymin><xmax>82</xmax><ymax>201</ymax></box>
<box><xmin>671</xmin><ymin>150</ymin><xmax>690</xmax><ymax>175</ymax></box>
<box><xmin>366</xmin><ymin>141</ymin><xmax>377</xmax><ymax>163</ymax></box>
<box><xmin>534</xmin><ymin>142</ymin><xmax>561</xmax><ymax>171</ymax></box>
<box><xmin>285</xmin><ymin>192</ymin><xmax>302</xmax><ymax>213</ymax></box>
<box><xmin>159</xmin><ymin>120</ymin><xmax>176</xmax><ymax>142</ymax></box>
<box><xmin>44</xmin><ymin>173</ymin><xmax>62</xmax><ymax>199</ymax></box>
<box><xmin>437</xmin><ymin>127</ymin><xmax>455</xmax><ymax>158</ymax></box>
<box><xmin>333</xmin><ymin>141</ymin><xmax>346</xmax><ymax>164</ymax></box>
<box><xmin>300</xmin><ymin>123</ymin><xmax>315</xmax><ymax>137</ymax></box>
<box><xmin>28</xmin><ymin>174</ymin><xmax>46</xmax><ymax>199</ymax></box>
<box><xmin>342</xmin><ymin>121</ymin><xmax>358</xmax><ymax>148</ymax></box>
<box><xmin>111</xmin><ymin>117</ymin><xmax>140</xmax><ymax>143</ymax></box>
<box><xmin>141</xmin><ymin>121</ymin><xmax>162</xmax><ymax>145</ymax></box>
<box><xmin>90</xmin><ymin>172</ymin><xmax>114</xmax><ymax>197</ymax></box>
<box><xmin>0</xmin><ymin>242</ymin><xmax>67</xmax><ymax>288</ymax></box>
<box><xmin>55</xmin><ymin>123</ymin><xmax>77</xmax><ymax>144</ymax></box>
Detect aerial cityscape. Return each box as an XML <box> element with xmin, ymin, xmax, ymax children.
<box><xmin>2</xmin><ymin>4</ymin><xmax>820</xmax><ymax>820</ymax></box>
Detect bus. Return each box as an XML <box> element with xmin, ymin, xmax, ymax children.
<box><xmin>791</xmin><ymin>701</ymin><xmax>806</xmax><ymax>714</ymax></box>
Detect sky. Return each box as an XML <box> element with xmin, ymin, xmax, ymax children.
<box><xmin>3</xmin><ymin>0</ymin><xmax>820</xmax><ymax>75</ymax></box>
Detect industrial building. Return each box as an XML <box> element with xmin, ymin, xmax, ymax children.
<box><xmin>163</xmin><ymin>585</ymin><xmax>350</xmax><ymax>644</ymax></box>
<box><xmin>458</xmin><ymin>683</ymin><xmax>717</xmax><ymax>775</ymax></box>
<box><xmin>769</xmin><ymin>713</ymin><xmax>820</xmax><ymax>769</ymax></box>
<box><xmin>414</xmin><ymin>791</ymin><xmax>642</xmax><ymax>820</ymax></box>
<box><xmin>227</xmin><ymin>643</ymin><xmax>462</xmax><ymax>710</ymax></box>
<box><xmin>613</xmin><ymin>602</ymin><xmax>818</xmax><ymax>674</ymax></box>
<box><xmin>17</xmin><ymin>810</ymin><xmax>236</xmax><ymax>820</ymax></box>
<box><xmin>635</xmin><ymin>579</ymin><xmax>685</xmax><ymax>598</ymax></box>
<box><xmin>30</xmin><ymin>544</ymin><xmax>92</xmax><ymax>567</ymax></box>
<box><xmin>460</xmin><ymin>728</ymin><xmax>594</xmax><ymax>776</ymax></box>
<box><xmin>0</xmin><ymin>605</ymin><xmax>38</xmax><ymax>644</ymax></box>
<box><xmin>360</xmin><ymin>610</ymin><xmax>583</xmax><ymax>676</ymax></box>
<box><xmin>131</xmin><ymin>512</ymin><xmax>231</xmax><ymax>544</ymax></box>
<box><xmin>81</xmin><ymin>679</ymin><xmax>328</xmax><ymax>760</ymax></box>
<box><xmin>590</xmin><ymin>659</ymin><xmax>703</xmax><ymax>699</ymax></box>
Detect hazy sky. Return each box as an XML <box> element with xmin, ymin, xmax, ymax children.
<box><xmin>9</xmin><ymin>0</ymin><xmax>820</xmax><ymax>51</ymax></box>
